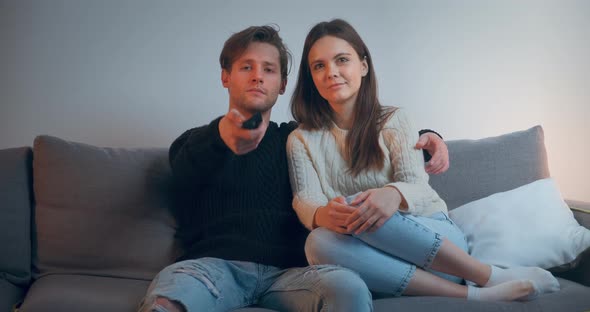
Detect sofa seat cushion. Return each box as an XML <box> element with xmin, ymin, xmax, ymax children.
<box><xmin>372</xmin><ymin>278</ymin><xmax>590</xmax><ymax>312</ymax></box>
<box><xmin>0</xmin><ymin>278</ymin><xmax>25</xmax><ymax>312</ymax></box>
<box><xmin>20</xmin><ymin>274</ymin><xmax>150</xmax><ymax>312</ymax></box>
<box><xmin>32</xmin><ymin>135</ymin><xmax>179</xmax><ymax>281</ymax></box>
<box><xmin>20</xmin><ymin>276</ymin><xmax>589</xmax><ymax>312</ymax></box>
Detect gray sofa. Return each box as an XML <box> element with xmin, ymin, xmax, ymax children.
<box><xmin>1</xmin><ymin>125</ymin><xmax>589</xmax><ymax>312</ymax></box>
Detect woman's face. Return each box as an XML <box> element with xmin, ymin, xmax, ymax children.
<box><xmin>307</xmin><ymin>35</ymin><xmax>368</xmax><ymax>109</ymax></box>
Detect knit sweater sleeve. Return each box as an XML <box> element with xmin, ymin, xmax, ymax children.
<box><xmin>169</xmin><ymin>116</ymin><xmax>232</xmax><ymax>188</ymax></box>
<box><xmin>286</xmin><ymin>129</ymin><xmax>329</xmax><ymax>230</ymax></box>
<box><xmin>383</xmin><ymin>109</ymin><xmax>448</xmax><ymax>215</ymax></box>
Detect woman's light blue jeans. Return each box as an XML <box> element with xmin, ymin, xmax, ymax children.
<box><xmin>305</xmin><ymin>211</ymin><xmax>468</xmax><ymax>296</ymax></box>
<box><xmin>138</xmin><ymin>257</ymin><xmax>372</xmax><ymax>312</ymax></box>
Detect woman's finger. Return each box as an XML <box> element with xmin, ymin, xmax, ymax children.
<box><xmin>331</xmin><ymin>225</ymin><xmax>351</xmax><ymax>234</ymax></box>
<box><xmin>346</xmin><ymin>205</ymin><xmax>373</xmax><ymax>232</ymax></box>
<box><xmin>344</xmin><ymin>202</ymin><xmax>368</xmax><ymax>226</ymax></box>
<box><xmin>355</xmin><ymin>214</ymin><xmax>380</xmax><ymax>235</ymax></box>
<box><xmin>350</xmin><ymin>191</ymin><xmax>370</xmax><ymax>206</ymax></box>
<box><xmin>369</xmin><ymin>217</ymin><xmax>387</xmax><ymax>232</ymax></box>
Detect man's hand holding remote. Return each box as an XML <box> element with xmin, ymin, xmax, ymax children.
<box><xmin>219</xmin><ymin>109</ymin><xmax>267</xmax><ymax>155</ymax></box>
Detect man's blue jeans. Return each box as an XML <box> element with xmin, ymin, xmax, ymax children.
<box><xmin>138</xmin><ymin>257</ymin><xmax>372</xmax><ymax>312</ymax></box>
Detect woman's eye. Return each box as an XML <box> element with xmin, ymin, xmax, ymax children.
<box><xmin>337</xmin><ymin>57</ymin><xmax>349</xmax><ymax>63</ymax></box>
<box><xmin>313</xmin><ymin>63</ymin><xmax>324</xmax><ymax>70</ymax></box>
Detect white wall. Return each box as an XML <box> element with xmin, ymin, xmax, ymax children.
<box><xmin>1</xmin><ymin>0</ymin><xmax>588</xmax><ymax>201</ymax></box>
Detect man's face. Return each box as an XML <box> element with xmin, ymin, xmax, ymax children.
<box><xmin>222</xmin><ymin>42</ymin><xmax>286</xmax><ymax>114</ymax></box>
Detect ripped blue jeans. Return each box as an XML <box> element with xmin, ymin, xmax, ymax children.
<box><xmin>305</xmin><ymin>211</ymin><xmax>468</xmax><ymax>297</ymax></box>
<box><xmin>138</xmin><ymin>257</ymin><xmax>372</xmax><ymax>312</ymax></box>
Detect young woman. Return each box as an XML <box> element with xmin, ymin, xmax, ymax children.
<box><xmin>287</xmin><ymin>19</ymin><xmax>560</xmax><ymax>302</ymax></box>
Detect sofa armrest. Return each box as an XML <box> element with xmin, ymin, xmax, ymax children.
<box><xmin>567</xmin><ymin>199</ymin><xmax>590</xmax><ymax>217</ymax></box>
<box><xmin>554</xmin><ymin>199</ymin><xmax>590</xmax><ymax>286</ymax></box>
<box><xmin>0</xmin><ymin>147</ymin><xmax>33</xmax><ymax>288</ymax></box>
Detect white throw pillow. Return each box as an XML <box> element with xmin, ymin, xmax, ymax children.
<box><xmin>449</xmin><ymin>178</ymin><xmax>590</xmax><ymax>269</ymax></box>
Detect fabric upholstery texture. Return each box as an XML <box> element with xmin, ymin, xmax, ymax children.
<box><xmin>32</xmin><ymin>135</ymin><xmax>179</xmax><ymax>281</ymax></box>
<box><xmin>20</xmin><ymin>274</ymin><xmax>150</xmax><ymax>312</ymax></box>
<box><xmin>0</xmin><ymin>278</ymin><xmax>25</xmax><ymax>312</ymax></box>
<box><xmin>429</xmin><ymin>125</ymin><xmax>549</xmax><ymax>210</ymax></box>
<box><xmin>372</xmin><ymin>278</ymin><xmax>590</xmax><ymax>312</ymax></box>
<box><xmin>3</xmin><ymin>127</ymin><xmax>588</xmax><ymax>312</ymax></box>
<box><xmin>0</xmin><ymin>147</ymin><xmax>33</xmax><ymax>286</ymax></box>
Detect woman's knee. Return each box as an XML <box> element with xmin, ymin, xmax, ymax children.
<box><xmin>305</xmin><ymin>227</ymin><xmax>343</xmax><ymax>265</ymax></box>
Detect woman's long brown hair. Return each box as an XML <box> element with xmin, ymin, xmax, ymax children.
<box><xmin>291</xmin><ymin>19</ymin><xmax>395</xmax><ymax>176</ymax></box>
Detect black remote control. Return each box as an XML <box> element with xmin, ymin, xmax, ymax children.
<box><xmin>242</xmin><ymin>112</ymin><xmax>262</xmax><ymax>129</ymax></box>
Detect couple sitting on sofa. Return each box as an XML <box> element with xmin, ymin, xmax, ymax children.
<box><xmin>139</xmin><ymin>19</ymin><xmax>560</xmax><ymax>312</ymax></box>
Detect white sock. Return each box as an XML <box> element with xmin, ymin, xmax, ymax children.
<box><xmin>467</xmin><ymin>280</ymin><xmax>535</xmax><ymax>302</ymax></box>
<box><xmin>485</xmin><ymin>266</ymin><xmax>560</xmax><ymax>298</ymax></box>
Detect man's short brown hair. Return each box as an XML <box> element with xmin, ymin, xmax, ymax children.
<box><xmin>219</xmin><ymin>25</ymin><xmax>291</xmax><ymax>81</ymax></box>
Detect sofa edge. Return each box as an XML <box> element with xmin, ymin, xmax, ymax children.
<box><xmin>554</xmin><ymin>199</ymin><xmax>590</xmax><ymax>287</ymax></box>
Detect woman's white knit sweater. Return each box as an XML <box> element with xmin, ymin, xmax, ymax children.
<box><xmin>287</xmin><ymin>108</ymin><xmax>447</xmax><ymax>230</ymax></box>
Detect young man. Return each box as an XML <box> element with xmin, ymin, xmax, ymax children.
<box><xmin>139</xmin><ymin>25</ymin><xmax>448</xmax><ymax>312</ymax></box>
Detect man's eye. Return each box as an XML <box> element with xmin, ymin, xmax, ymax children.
<box><xmin>265</xmin><ymin>68</ymin><xmax>275</xmax><ymax>73</ymax></box>
<box><xmin>242</xmin><ymin>66</ymin><xmax>251</xmax><ymax>70</ymax></box>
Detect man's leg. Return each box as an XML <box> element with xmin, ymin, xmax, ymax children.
<box><xmin>257</xmin><ymin>265</ymin><xmax>373</xmax><ymax>312</ymax></box>
<box><xmin>138</xmin><ymin>257</ymin><xmax>259</xmax><ymax>312</ymax></box>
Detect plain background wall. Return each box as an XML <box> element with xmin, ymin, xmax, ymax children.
<box><xmin>1</xmin><ymin>0</ymin><xmax>588</xmax><ymax>202</ymax></box>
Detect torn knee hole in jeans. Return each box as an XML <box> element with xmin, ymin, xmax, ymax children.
<box><xmin>174</xmin><ymin>266</ymin><xmax>221</xmax><ymax>298</ymax></box>
<box><xmin>139</xmin><ymin>296</ymin><xmax>174</xmax><ymax>312</ymax></box>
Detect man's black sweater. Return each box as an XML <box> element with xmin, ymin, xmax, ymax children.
<box><xmin>169</xmin><ymin>117</ymin><xmax>309</xmax><ymax>269</ymax></box>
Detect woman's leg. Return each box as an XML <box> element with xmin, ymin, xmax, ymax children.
<box><xmin>419</xmin><ymin>213</ymin><xmax>559</xmax><ymax>296</ymax></box>
<box><xmin>428</xmin><ymin>237</ymin><xmax>493</xmax><ymax>285</ymax></box>
<box><xmin>405</xmin><ymin>268</ymin><xmax>535</xmax><ymax>301</ymax></box>
<box><xmin>305</xmin><ymin>227</ymin><xmax>535</xmax><ymax>301</ymax></box>
<box><xmin>354</xmin><ymin>211</ymin><xmax>559</xmax><ymax>298</ymax></box>
<box><xmin>306</xmin><ymin>227</ymin><xmax>416</xmax><ymax>296</ymax></box>
<box><xmin>354</xmin><ymin>212</ymin><xmax>478</xmax><ymax>279</ymax></box>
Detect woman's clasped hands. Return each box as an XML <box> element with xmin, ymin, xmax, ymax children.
<box><xmin>313</xmin><ymin>186</ymin><xmax>405</xmax><ymax>235</ymax></box>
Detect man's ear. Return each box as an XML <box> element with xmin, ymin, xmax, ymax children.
<box><xmin>221</xmin><ymin>69</ymin><xmax>230</xmax><ymax>88</ymax></box>
<box><xmin>279</xmin><ymin>78</ymin><xmax>287</xmax><ymax>95</ymax></box>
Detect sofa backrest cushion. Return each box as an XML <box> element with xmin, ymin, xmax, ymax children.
<box><xmin>0</xmin><ymin>147</ymin><xmax>33</xmax><ymax>287</ymax></box>
<box><xmin>429</xmin><ymin>125</ymin><xmax>550</xmax><ymax>210</ymax></box>
<box><xmin>32</xmin><ymin>135</ymin><xmax>179</xmax><ymax>280</ymax></box>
